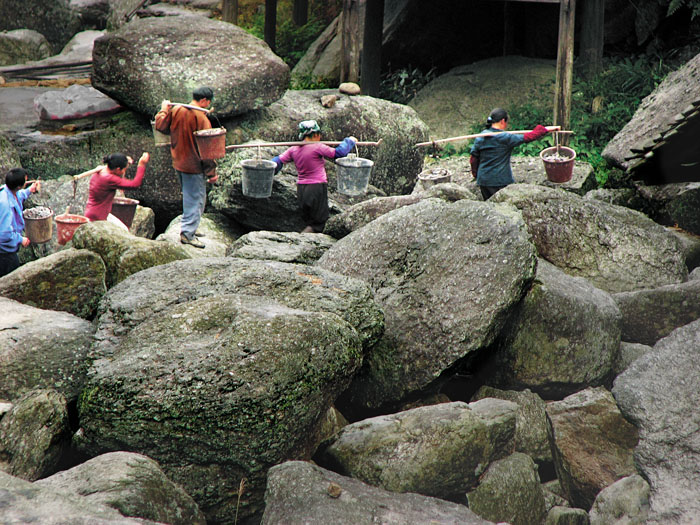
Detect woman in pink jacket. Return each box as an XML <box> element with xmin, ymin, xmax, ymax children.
<box><xmin>272</xmin><ymin>120</ymin><xmax>356</xmax><ymax>233</ymax></box>
<box><xmin>84</xmin><ymin>152</ymin><xmax>149</xmax><ymax>229</ymax></box>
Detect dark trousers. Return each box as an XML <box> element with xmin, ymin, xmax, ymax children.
<box><xmin>0</xmin><ymin>250</ymin><xmax>20</xmax><ymax>278</ymax></box>
<box><xmin>297</xmin><ymin>183</ymin><xmax>329</xmax><ymax>232</ymax></box>
<box><xmin>479</xmin><ymin>185</ymin><xmax>507</xmax><ymax>201</ymax></box>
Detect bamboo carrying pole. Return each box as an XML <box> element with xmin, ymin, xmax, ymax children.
<box><xmin>415</xmin><ymin>127</ymin><xmax>573</xmax><ymax>148</ymax></box>
<box><xmin>165</xmin><ymin>102</ymin><xmax>211</xmax><ymax>113</ymax></box>
<box><xmin>225</xmin><ymin>139</ymin><xmax>383</xmax><ymax>151</ymax></box>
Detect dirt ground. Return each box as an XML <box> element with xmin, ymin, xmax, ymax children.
<box><xmin>409</xmin><ymin>56</ymin><xmax>557</xmax><ymax>141</ymax></box>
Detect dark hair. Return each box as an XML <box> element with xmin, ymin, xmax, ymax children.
<box><xmin>486</xmin><ymin>108</ymin><xmax>509</xmax><ymax>128</ymax></box>
<box><xmin>5</xmin><ymin>168</ymin><xmax>27</xmax><ymax>191</ymax></box>
<box><xmin>193</xmin><ymin>86</ymin><xmax>214</xmax><ymax>101</ymax></box>
<box><xmin>103</xmin><ymin>153</ymin><xmax>129</xmax><ymax>170</ymax></box>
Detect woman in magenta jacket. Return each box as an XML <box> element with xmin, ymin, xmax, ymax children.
<box><xmin>84</xmin><ymin>152</ymin><xmax>149</xmax><ymax>229</ymax></box>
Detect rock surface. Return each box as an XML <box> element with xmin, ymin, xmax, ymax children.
<box><xmin>612</xmin><ymin>318</ymin><xmax>700</xmax><ymax>524</ymax></box>
<box><xmin>0</xmin><ymin>297</ymin><xmax>93</xmax><ymax>402</ymax></box>
<box><xmin>261</xmin><ymin>460</ymin><xmax>494</xmax><ymax>525</ymax></box>
<box><xmin>318</xmin><ymin>198</ymin><xmax>537</xmax><ymax>413</ymax></box>
<box><xmin>492</xmin><ymin>184</ymin><xmax>688</xmax><ymax>293</ymax></box>
<box><xmin>227</xmin><ymin>230</ymin><xmax>336</xmax><ymax>264</ymax></box>
<box><xmin>92</xmin><ymin>16</ymin><xmax>289</xmax><ymax>117</ymax></box>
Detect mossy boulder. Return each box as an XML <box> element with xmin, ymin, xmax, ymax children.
<box><xmin>492</xmin><ymin>184</ymin><xmax>688</xmax><ymax>293</ymax></box>
<box><xmin>77</xmin><ymin>293</ymin><xmax>364</xmax><ymax>524</ymax></box>
<box><xmin>71</xmin><ymin>221</ymin><xmax>190</xmax><ymax>287</ymax></box>
<box><xmin>37</xmin><ymin>452</ymin><xmax>206</xmax><ymax>525</ymax></box>
<box><xmin>0</xmin><ymin>0</ymin><xmax>80</xmax><ymax>53</ymax></box>
<box><xmin>0</xmin><ymin>248</ymin><xmax>106</xmax><ymax>319</ymax></box>
<box><xmin>317</xmin><ymin>198</ymin><xmax>537</xmax><ymax>414</ymax></box>
<box><xmin>0</xmin><ymin>298</ymin><xmax>93</xmax><ymax>402</ymax></box>
<box><xmin>318</xmin><ymin>399</ymin><xmax>517</xmax><ymax>500</ymax></box>
<box><xmin>0</xmin><ymin>131</ymin><xmax>22</xmax><ymax>174</ymax></box>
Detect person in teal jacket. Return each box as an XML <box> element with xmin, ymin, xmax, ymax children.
<box><xmin>0</xmin><ymin>168</ymin><xmax>40</xmax><ymax>277</ymax></box>
<box><xmin>469</xmin><ymin>108</ymin><xmax>551</xmax><ymax>200</ymax></box>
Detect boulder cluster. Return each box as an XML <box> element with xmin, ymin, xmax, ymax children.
<box><xmin>1</xmin><ymin>2</ymin><xmax>700</xmax><ymax>525</ymax></box>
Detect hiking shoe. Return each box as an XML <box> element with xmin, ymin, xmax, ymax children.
<box><xmin>180</xmin><ymin>234</ymin><xmax>205</xmax><ymax>249</ymax></box>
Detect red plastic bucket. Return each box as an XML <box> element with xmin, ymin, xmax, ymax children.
<box><xmin>55</xmin><ymin>214</ymin><xmax>88</xmax><ymax>245</ymax></box>
<box><xmin>193</xmin><ymin>127</ymin><xmax>226</xmax><ymax>160</ymax></box>
<box><xmin>540</xmin><ymin>146</ymin><xmax>576</xmax><ymax>183</ymax></box>
<box><xmin>111</xmin><ymin>197</ymin><xmax>139</xmax><ymax>228</ymax></box>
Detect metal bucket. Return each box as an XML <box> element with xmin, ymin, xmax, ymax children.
<box><xmin>540</xmin><ymin>146</ymin><xmax>576</xmax><ymax>183</ymax></box>
<box><xmin>194</xmin><ymin>127</ymin><xmax>227</xmax><ymax>160</ymax></box>
<box><xmin>151</xmin><ymin>120</ymin><xmax>170</xmax><ymax>147</ymax></box>
<box><xmin>336</xmin><ymin>156</ymin><xmax>373</xmax><ymax>196</ymax></box>
<box><xmin>111</xmin><ymin>197</ymin><xmax>139</xmax><ymax>228</ymax></box>
<box><xmin>55</xmin><ymin>214</ymin><xmax>88</xmax><ymax>245</ymax></box>
<box><xmin>23</xmin><ymin>207</ymin><xmax>54</xmax><ymax>244</ymax></box>
<box><xmin>241</xmin><ymin>159</ymin><xmax>276</xmax><ymax>198</ymax></box>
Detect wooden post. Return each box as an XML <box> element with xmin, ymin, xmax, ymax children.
<box><xmin>341</xmin><ymin>0</ymin><xmax>362</xmax><ymax>83</ymax></box>
<box><xmin>293</xmin><ymin>0</ymin><xmax>309</xmax><ymax>26</ymax></box>
<box><xmin>553</xmin><ymin>0</ymin><xmax>575</xmax><ymax>145</ymax></box>
<box><xmin>579</xmin><ymin>0</ymin><xmax>604</xmax><ymax>78</ymax></box>
<box><xmin>222</xmin><ymin>0</ymin><xmax>238</xmax><ymax>24</ymax></box>
<box><xmin>361</xmin><ymin>0</ymin><xmax>384</xmax><ymax>96</ymax></box>
<box><xmin>264</xmin><ymin>0</ymin><xmax>278</xmax><ymax>52</ymax></box>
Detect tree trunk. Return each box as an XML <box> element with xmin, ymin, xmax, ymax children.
<box><xmin>341</xmin><ymin>0</ymin><xmax>363</xmax><ymax>83</ymax></box>
<box><xmin>265</xmin><ymin>0</ymin><xmax>278</xmax><ymax>52</ymax></box>
<box><xmin>553</xmin><ymin>0</ymin><xmax>575</xmax><ymax>144</ymax></box>
<box><xmin>579</xmin><ymin>0</ymin><xmax>604</xmax><ymax>78</ymax></box>
<box><xmin>293</xmin><ymin>0</ymin><xmax>309</xmax><ymax>26</ymax></box>
<box><xmin>221</xmin><ymin>0</ymin><xmax>238</xmax><ymax>24</ymax></box>
<box><xmin>361</xmin><ymin>0</ymin><xmax>384</xmax><ymax>96</ymax></box>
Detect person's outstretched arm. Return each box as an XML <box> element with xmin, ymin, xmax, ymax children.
<box><xmin>333</xmin><ymin>136</ymin><xmax>357</xmax><ymax>158</ymax></box>
<box><xmin>523</xmin><ymin>125</ymin><xmax>549</xmax><ymax>143</ymax></box>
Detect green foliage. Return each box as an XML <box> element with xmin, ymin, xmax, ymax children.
<box><xmin>242</xmin><ymin>6</ymin><xmax>329</xmax><ymax>69</ymax></box>
<box><xmin>290</xmin><ymin>72</ymin><xmax>333</xmax><ymax>90</ymax></box>
<box><xmin>666</xmin><ymin>0</ymin><xmax>700</xmax><ymax>19</ymax></box>
<box><xmin>379</xmin><ymin>66</ymin><xmax>437</xmax><ymax>105</ymax></box>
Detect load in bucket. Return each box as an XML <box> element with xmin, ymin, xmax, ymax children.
<box><xmin>415</xmin><ymin>107</ymin><xmax>576</xmax><ymax>199</ymax></box>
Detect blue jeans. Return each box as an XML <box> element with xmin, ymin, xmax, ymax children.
<box><xmin>177</xmin><ymin>170</ymin><xmax>206</xmax><ymax>239</ymax></box>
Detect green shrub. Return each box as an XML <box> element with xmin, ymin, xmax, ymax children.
<box><xmin>379</xmin><ymin>66</ymin><xmax>437</xmax><ymax>105</ymax></box>
<box><xmin>290</xmin><ymin>73</ymin><xmax>333</xmax><ymax>90</ymax></box>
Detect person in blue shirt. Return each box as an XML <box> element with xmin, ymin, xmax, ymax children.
<box><xmin>0</xmin><ymin>168</ymin><xmax>40</xmax><ymax>277</ymax></box>
<box><xmin>469</xmin><ymin>108</ymin><xmax>552</xmax><ymax>200</ymax></box>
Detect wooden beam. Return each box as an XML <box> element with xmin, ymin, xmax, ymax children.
<box><xmin>481</xmin><ymin>0</ymin><xmax>560</xmax><ymax>3</ymax></box>
<box><xmin>340</xmin><ymin>0</ymin><xmax>362</xmax><ymax>83</ymax></box>
<box><xmin>553</xmin><ymin>0</ymin><xmax>575</xmax><ymax>145</ymax></box>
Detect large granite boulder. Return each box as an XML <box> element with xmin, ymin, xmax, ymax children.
<box><xmin>0</xmin><ymin>0</ymin><xmax>81</xmax><ymax>53</ymax></box>
<box><xmin>90</xmin><ymin>257</ymin><xmax>384</xmax><ymax>357</ymax></box>
<box><xmin>613</xmin><ymin>278</ymin><xmax>700</xmax><ymax>345</ymax></box>
<box><xmin>37</xmin><ymin>452</ymin><xmax>206</xmax><ymax>525</ymax></box>
<box><xmin>232</xmin><ymin>89</ymin><xmax>429</xmax><ymax>196</ymax></box>
<box><xmin>0</xmin><ymin>389</ymin><xmax>70</xmax><ymax>481</ymax></box>
<box><xmin>636</xmin><ymin>182</ymin><xmax>700</xmax><ymax>236</ymax></box>
<box><xmin>0</xmin><ymin>470</ymin><xmax>156</xmax><ymax>524</ymax></box>
<box><xmin>34</xmin><ymin>84</ymin><xmax>122</xmax><ymax>121</ymax></box>
<box><xmin>603</xmin><ymin>52</ymin><xmax>700</xmax><ymax>170</ymax></box>
<box><xmin>488</xmin><ymin>259</ymin><xmax>621</xmax><ymax>398</ymax></box>
<box><xmin>317</xmin><ymin>198</ymin><xmax>537</xmax><ymax>413</ymax></box>
<box><xmin>546</xmin><ymin>387</ymin><xmax>639</xmax><ymax>510</ymax></box>
<box><xmin>227</xmin><ymin>230</ymin><xmax>336</xmax><ymax>264</ymax></box>
<box><xmin>612</xmin><ymin>318</ymin><xmax>700</xmax><ymax>524</ymax></box>
<box><xmin>0</xmin><ymin>248</ymin><xmax>106</xmax><ymax>319</ymax></box>
<box><xmin>466</xmin><ymin>452</ymin><xmax>546</xmax><ymax>525</ymax></box>
<box><xmin>262</xmin><ymin>460</ymin><xmax>493</xmax><ymax>525</ymax></box>
<box><xmin>0</xmin><ymin>297</ymin><xmax>93</xmax><ymax>402</ymax></box>
<box><xmin>0</xmin><ymin>29</ymin><xmax>52</xmax><ymax>66</ymax></box>
<box><xmin>71</xmin><ymin>220</ymin><xmax>191</xmax><ymax>287</ymax></box>
<box><xmin>319</xmin><ymin>399</ymin><xmax>517</xmax><ymax>500</ymax></box>
<box><xmin>92</xmin><ymin>16</ymin><xmax>289</xmax><ymax>117</ymax></box>
<box><xmin>77</xmin><ymin>292</ymin><xmax>364</xmax><ymax>524</ymax></box>
<box><xmin>491</xmin><ymin>184</ymin><xmax>688</xmax><ymax>293</ymax></box>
